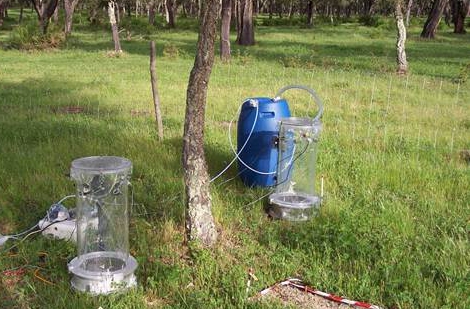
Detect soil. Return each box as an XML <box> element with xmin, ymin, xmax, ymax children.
<box><xmin>255</xmin><ymin>284</ymin><xmax>356</xmax><ymax>309</ymax></box>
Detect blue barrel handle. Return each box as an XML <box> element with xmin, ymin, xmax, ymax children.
<box><xmin>274</xmin><ymin>85</ymin><xmax>324</xmax><ymax>122</ymax></box>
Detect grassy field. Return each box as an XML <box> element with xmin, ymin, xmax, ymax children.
<box><xmin>0</xmin><ymin>10</ymin><xmax>469</xmax><ymax>309</ymax></box>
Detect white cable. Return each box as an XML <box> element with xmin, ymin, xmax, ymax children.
<box><xmin>210</xmin><ymin>100</ymin><xmax>261</xmax><ymax>182</ymax></box>
<box><xmin>0</xmin><ymin>194</ymin><xmax>75</xmax><ymax>245</ymax></box>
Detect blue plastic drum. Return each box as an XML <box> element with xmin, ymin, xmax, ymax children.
<box><xmin>237</xmin><ymin>97</ymin><xmax>291</xmax><ymax>187</ymax></box>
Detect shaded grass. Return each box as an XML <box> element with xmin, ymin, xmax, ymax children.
<box><xmin>0</xmin><ymin>11</ymin><xmax>469</xmax><ymax>309</ymax></box>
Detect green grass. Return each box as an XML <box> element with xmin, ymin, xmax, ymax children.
<box><xmin>0</xmin><ymin>11</ymin><xmax>469</xmax><ymax>309</ymax></box>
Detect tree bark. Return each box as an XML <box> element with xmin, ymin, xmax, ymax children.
<box><xmin>108</xmin><ymin>1</ymin><xmax>122</xmax><ymax>53</ymax></box>
<box><xmin>405</xmin><ymin>0</ymin><xmax>413</xmax><ymax>26</ymax></box>
<box><xmin>220</xmin><ymin>0</ymin><xmax>232</xmax><ymax>62</ymax></box>
<box><xmin>268</xmin><ymin>0</ymin><xmax>273</xmax><ymax>19</ymax></box>
<box><xmin>165</xmin><ymin>0</ymin><xmax>176</xmax><ymax>28</ymax></box>
<box><xmin>396</xmin><ymin>0</ymin><xmax>408</xmax><ymax>75</ymax></box>
<box><xmin>183</xmin><ymin>0</ymin><xmax>219</xmax><ymax>247</ymax></box>
<box><xmin>148</xmin><ymin>0</ymin><xmax>156</xmax><ymax>25</ymax></box>
<box><xmin>31</xmin><ymin>0</ymin><xmax>59</xmax><ymax>34</ymax></box>
<box><xmin>421</xmin><ymin>0</ymin><xmax>448</xmax><ymax>38</ymax></box>
<box><xmin>150</xmin><ymin>41</ymin><xmax>164</xmax><ymax>140</ymax></box>
<box><xmin>451</xmin><ymin>0</ymin><xmax>470</xmax><ymax>33</ymax></box>
<box><xmin>53</xmin><ymin>2</ymin><xmax>58</xmax><ymax>24</ymax></box>
<box><xmin>19</xmin><ymin>2</ymin><xmax>24</xmax><ymax>23</ymax></box>
<box><xmin>236</xmin><ymin>0</ymin><xmax>255</xmax><ymax>45</ymax></box>
<box><xmin>306</xmin><ymin>0</ymin><xmax>314</xmax><ymax>27</ymax></box>
<box><xmin>0</xmin><ymin>0</ymin><xmax>8</xmax><ymax>26</ymax></box>
<box><xmin>64</xmin><ymin>0</ymin><xmax>79</xmax><ymax>35</ymax></box>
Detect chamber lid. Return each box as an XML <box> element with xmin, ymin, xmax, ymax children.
<box><xmin>71</xmin><ymin>156</ymin><xmax>132</xmax><ymax>175</ymax></box>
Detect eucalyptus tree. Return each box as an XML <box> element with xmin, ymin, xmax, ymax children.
<box><xmin>31</xmin><ymin>0</ymin><xmax>59</xmax><ymax>34</ymax></box>
<box><xmin>183</xmin><ymin>0</ymin><xmax>220</xmax><ymax>247</ymax></box>
<box><xmin>395</xmin><ymin>0</ymin><xmax>408</xmax><ymax>74</ymax></box>
<box><xmin>64</xmin><ymin>0</ymin><xmax>80</xmax><ymax>35</ymax></box>
<box><xmin>220</xmin><ymin>0</ymin><xmax>232</xmax><ymax>61</ymax></box>
<box><xmin>0</xmin><ymin>0</ymin><xmax>8</xmax><ymax>26</ymax></box>
<box><xmin>421</xmin><ymin>0</ymin><xmax>448</xmax><ymax>38</ymax></box>
<box><xmin>451</xmin><ymin>0</ymin><xmax>470</xmax><ymax>33</ymax></box>
<box><xmin>236</xmin><ymin>0</ymin><xmax>255</xmax><ymax>45</ymax></box>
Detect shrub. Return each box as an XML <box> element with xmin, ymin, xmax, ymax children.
<box><xmin>359</xmin><ymin>15</ymin><xmax>382</xmax><ymax>27</ymax></box>
<box><xmin>6</xmin><ymin>21</ymin><xmax>65</xmax><ymax>50</ymax></box>
<box><xmin>163</xmin><ymin>43</ymin><xmax>180</xmax><ymax>59</ymax></box>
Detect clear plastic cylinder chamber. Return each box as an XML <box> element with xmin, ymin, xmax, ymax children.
<box><xmin>269</xmin><ymin>118</ymin><xmax>322</xmax><ymax>221</ymax></box>
<box><xmin>69</xmin><ymin>156</ymin><xmax>137</xmax><ymax>294</ymax></box>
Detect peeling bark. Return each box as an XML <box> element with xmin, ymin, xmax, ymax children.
<box><xmin>396</xmin><ymin>1</ymin><xmax>408</xmax><ymax>75</ymax></box>
<box><xmin>108</xmin><ymin>1</ymin><xmax>122</xmax><ymax>53</ymax></box>
<box><xmin>183</xmin><ymin>0</ymin><xmax>219</xmax><ymax>247</ymax></box>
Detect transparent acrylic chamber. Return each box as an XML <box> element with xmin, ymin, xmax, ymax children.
<box><xmin>68</xmin><ymin>156</ymin><xmax>137</xmax><ymax>294</ymax></box>
<box><xmin>269</xmin><ymin>118</ymin><xmax>322</xmax><ymax>221</ymax></box>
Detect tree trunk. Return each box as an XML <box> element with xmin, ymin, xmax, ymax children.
<box><xmin>451</xmin><ymin>0</ymin><xmax>470</xmax><ymax>33</ymax></box>
<box><xmin>64</xmin><ymin>0</ymin><xmax>79</xmax><ymax>35</ymax></box>
<box><xmin>236</xmin><ymin>0</ymin><xmax>255</xmax><ymax>45</ymax></box>
<box><xmin>268</xmin><ymin>0</ymin><xmax>273</xmax><ymax>19</ymax></box>
<box><xmin>396</xmin><ymin>0</ymin><xmax>408</xmax><ymax>75</ymax></box>
<box><xmin>53</xmin><ymin>2</ymin><xmax>58</xmax><ymax>24</ymax></box>
<box><xmin>165</xmin><ymin>0</ymin><xmax>176</xmax><ymax>28</ymax></box>
<box><xmin>148</xmin><ymin>0</ymin><xmax>156</xmax><ymax>25</ymax></box>
<box><xmin>108</xmin><ymin>1</ymin><xmax>122</xmax><ymax>53</ymax></box>
<box><xmin>115</xmin><ymin>1</ymin><xmax>120</xmax><ymax>24</ymax></box>
<box><xmin>31</xmin><ymin>0</ymin><xmax>59</xmax><ymax>34</ymax></box>
<box><xmin>19</xmin><ymin>2</ymin><xmax>24</xmax><ymax>23</ymax></box>
<box><xmin>405</xmin><ymin>0</ymin><xmax>413</xmax><ymax>26</ymax></box>
<box><xmin>183</xmin><ymin>0</ymin><xmax>219</xmax><ymax>247</ymax></box>
<box><xmin>288</xmin><ymin>0</ymin><xmax>294</xmax><ymax>19</ymax></box>
<box><xmin>150</xmin><ymin>41</ymin><xmax>164</xmax><ymax>140</ymax></box>
<box><xmin>421</xmin><ymin>0</ymin><xmax>448</xmax><ymax>38</ymax></box>
<box><xmin>0</xmin><ymin>0</ymin><xmax>8</xmax><ymax>26</ymax></box>
<box><xmin>306</xmin><ymin>0</ymin><xmax>313</xmax><ymax>27</ymax></box>
<box><xmin>220</xmin><ymin>0</ymin><xmax>232</xmax><ymax>62</ymax></box>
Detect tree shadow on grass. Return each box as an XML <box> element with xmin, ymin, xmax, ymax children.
<box><xmin>0</xmin><ymin>76</ymin><xmax>192</xmax><ymax>308</ymax></box>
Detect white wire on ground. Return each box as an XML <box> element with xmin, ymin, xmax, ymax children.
<box><xmin>0</xmin><ymin>194</ymin><xmax>75</xmax><ymax>248</ymax></box>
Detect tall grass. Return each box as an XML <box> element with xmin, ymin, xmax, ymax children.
<box><xmin>0</xmin><ymin>11</ymin><xmax>469</xmax><ymax>309</ymax></box>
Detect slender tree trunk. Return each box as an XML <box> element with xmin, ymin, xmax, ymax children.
<box><xmin>421</xmin><ymin>0</ymin><xmax>448</xmax><ymax>38</ymax></box>
<box><xmin>165</xmin><ymin>0</ymin><xmax>176</xmax><ymax>28</ymax></box>
<box><xmin>19</xmin><ymin>2</ymin><xmax>24</xmax><ymax>23</ymax></box>
<box><xmin>64</xmin><ymin>0</ymin><xmax>79</xmax><ymax>35</ymax></box>
<box><xmin>306</xmin><ymin>0</ymin><xmax>313</xmax><ymax>27</ymax></box>
<box><xmin>108</xmin><ymin>1</ymin><xmax>122</xmax><ymax>53</ymax></box>
<box><xmin>288</xmin><ymin>0</ymin><xmax>294</xmax><ymax>19</ymax></box>
<box><xmin>236</xmin><ymin>0</ymin><xmax>255</xmax><ymax>45</ymax></box>
<box><xmin>115</xmin><ymin>1</ymin><xmax>120</xmax><ymax>24</ymax></box>
<box><xmin>268</xmin><ymin>0</ymin><xmax>273</xmax><ymax>19</ymax></box>
<box><xmin>183</xmin><ymin>0</ymin><xmax>220</xmax><ymax>247</ymax></box>
<box><xmin>452</xmin><ymin>0</ymin><xmax>470</xmax><ymax>33</ymax></box>
<box><xmin>150</xmin><ymin>41</ymin><xmax>164</xmax><ymax>140</ymax></box>
<box><xmin>220</xmin><ymin>0</ymin><xmax>232</xmax><ymax>62</ymax></box>
<box><xmin>405</xmin><ymin>0</ymin><xmax>413</xmax><ymax>26</ymax></box>
<box><xmin>53</xmin><ymin>2</ymin><xmax>59</xmax><ymax>24</ymax></box>
<box><xmin>148</xmin><ymin>0</ymin><xmax>156</xmax><ymax>25</ymax></box>
<box><xmin>0</xmin><ymin>0</ymin><xmax>7</xmax><ymax>26</ymax></box>
<box><xmin>396</xmin><ymin>0</ymin><xmax>408</xmax><ymax>75</ymax></box>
